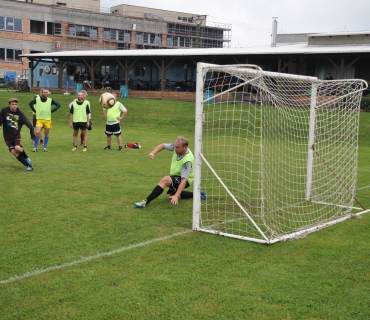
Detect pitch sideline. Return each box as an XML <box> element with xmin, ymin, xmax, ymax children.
<box><xmin>0</xmin><ymin>229</ymin><xmax>192</xmax><ymax>285</ymax></box>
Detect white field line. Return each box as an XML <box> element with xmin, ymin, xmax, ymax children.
<box><xmin>1</xmin><ymin>229</ymin><xmax>192</xmax><ymax>285</ymax></box>
<box><xmin>356</xmin><ymin>185</ymin><xmax>370</xmax><ymax>191</ymax></box>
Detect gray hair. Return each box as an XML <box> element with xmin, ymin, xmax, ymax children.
<box><xmin>79</xmin><ymin>90</ymin><xmax>88</xmax><ymax>97</ymax></box>
<box><xmin>175</xmin><ymin>136</ymin><xmax>188</xmax><ymax>147</ymax></box>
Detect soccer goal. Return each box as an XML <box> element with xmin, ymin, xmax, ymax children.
<box><xmin>192</xmin><ymin>63</ymin><xmax>369</xmax><ymax>244</ymax></box>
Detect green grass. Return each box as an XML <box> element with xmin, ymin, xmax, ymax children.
<box><xmin>0</xmin><ymin>92</ymin><xmax>369</xmax><ymax>319</ymax></box>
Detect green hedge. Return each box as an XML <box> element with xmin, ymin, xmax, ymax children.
<box><xmin>361</xmin><ymin>96</ymin><xmax>370</xmax><ymax>111</ymax></box>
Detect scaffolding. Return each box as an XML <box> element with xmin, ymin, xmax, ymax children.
<box><xmin>51</xmin><ymin>3</ymin><xmax>231</xmax><ymax>51</ymax></box>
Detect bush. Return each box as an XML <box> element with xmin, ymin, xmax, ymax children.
<box><xmin>360</xmin><ymin>96</ymin><xmax>370</xmax><ymax>111</ymax></box>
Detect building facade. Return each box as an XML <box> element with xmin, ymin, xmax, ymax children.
<box><xmin>0</xmin><ymin>0</ymin><xmax>231</xmax><ymax>78</ymax></box>
<box><xmin>22</xmin><ymin>29</ymin><xmax>370</xmax><ymax>98</ymax></box>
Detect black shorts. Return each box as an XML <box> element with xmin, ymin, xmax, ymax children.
<box><xmin>167</xmin><ymin>176</ymin><xmax>190</xmax><ymax>195</ymax></box>
<box><xmin>6</xmin><ymin>139</ymin><xmax>22</xmax><ymax>152</ymax></box>
<box><xmin>73</xmin><ymin>122</ymin><xmax>87</xmax><ymax>130</ymax></box>
<box><xmin>105</xmin><ymin>123</ymin><xmax>121</xmax><ymax>136</ymax></box>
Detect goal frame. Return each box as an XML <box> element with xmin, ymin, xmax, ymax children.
<box><xmin>192</xmin><ymin>62</ymin><xmax>369</xmax><ymax>244</ymax></box>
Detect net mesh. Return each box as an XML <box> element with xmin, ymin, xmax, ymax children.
<box><xmin>195</xmin><ymin>64</ymin><xmax>366</xmax><ymax>243</ymax></box>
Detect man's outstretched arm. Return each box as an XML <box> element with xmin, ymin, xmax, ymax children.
<box><xmin>148</xmin><ymin>143</ymin><xmax>165</xmax><ymax>159</ymax></box>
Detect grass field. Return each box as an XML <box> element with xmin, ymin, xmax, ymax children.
<box><xmin>0</xmin><ymin>91</ymin><xmax>369</xmax><ymax>319</ymax></box>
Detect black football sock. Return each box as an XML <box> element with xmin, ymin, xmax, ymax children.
<box><xmin>16</xmin><ymin>155</ymin><xmax>30</xmax><ymax>167</ymax></box>
<box><xmin>20</xmin><ymin>150</ymin><xmax>29</xmax><ymax>159</ymax></box>
<box><xmin>180</xmin><ymin>191</ymin><xmax>193</xmax><ymax>199</ymax></box>
<box><xmin>146</xmin><ymin>185</ymin><xmax>164</xmax><ymax>205</ymax></box>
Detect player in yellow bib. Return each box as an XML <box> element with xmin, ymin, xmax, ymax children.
<box><xmin>69</xmin><ymin>92</ymin><xmax>91</xmax><ymax>151</ymax></box>
<box><xmin>69</xmin><ymin>90</ymin><xmax>91</xmax><ymax>146</ymax></box>
<box><xmin>29</xmin><ymin>88</ymin><xmax>60</xmax><ymax>152</ymax></box>
<box><xmin>135</xmin><ymin>136</ymin><xmax>208</xmax><ymax>208</ymax></box>
<box><xmin>103</xmin><ymin>93</ymin><xmax>127</xmax><ymax>151</ymax></box>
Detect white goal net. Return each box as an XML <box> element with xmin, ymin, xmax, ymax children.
<box><xmin>193</xmin><ymin>63</ymin><xmax>369</xmax><ymax>244</ymax></box>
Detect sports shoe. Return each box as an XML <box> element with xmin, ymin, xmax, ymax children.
<box><xmin>43</xmin><ymin>148</ymin><xmax>47</xmax><ymax>152</ymax></box>
<box><xmin>80</xmin><ymin>142</ymin><xmax>84</xmax><ymax>146</ymax></box>
<box><xmin>200</xmin><ymin>190</ymin><xmax>208</xmax><ymax>200</ymax></box>
<box><xmin>25</xmin><ymin>158</ymin><xmax>32</xmax><ymax>166</ymax></box>
<box><xmin>83</xmin><ymin>147</ymin><xmax>87</xmax><ymax>152</ymax></box>
<box><xmin>104</xmin><ymin>146</ymin><xmax>111</xmax><ymax>150</ymax></box>
<box><xmin>24</xmin><ymin>166</ymin><xmax>34</xmax><ymax>172</ymax></box>
<box><xmin>32</xmin><ymin>148</ymin><xmax>38</xmax><ymax>152</ymax></box>
<box><xmin>40</xmin><ymin>140</ymin><xmax>44</xmax><ymax>146</ymax></box>
<box><xmin>72</xmin><ymin>146</ymin><xmax>77</xmax><ymax>151</ymax></box>
<box><xmin>135</xmin><ymin>200</ymin><xmax>147</xmax><ymax>208</ymax></box>
<box><xmin>118</xmin><ymin>146</ymin><xmax>123</xmax><ymax>151</ymax></box>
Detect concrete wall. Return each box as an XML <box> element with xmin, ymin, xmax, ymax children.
<box><xmin>276</xmin><ymin>33</ymin><xmax>309</xmax><ymax>44</ymax></box>
<box><xmin>14</xmin><ymin>0</ymin><xmax>101</xmax><ymax>12</ymax></box>
<box><xmin>111</xmin><ymin>4</ymin><xmax>203</xmax><ymax>23</ymax></box>
<box><xmin>308</xmin><ymin>34</ymin><xmax>370</xmax><ymax>46</ymax></box>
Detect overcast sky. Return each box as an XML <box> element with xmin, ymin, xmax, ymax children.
<box><xmin>100</xmin><ymin>0</ymin><xmax>370</xmax><ymax>48</ymax></box>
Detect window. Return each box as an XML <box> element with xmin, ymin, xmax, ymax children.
<box><xmin>47</xmin><ymin>22</ymin><xmax>54</xmax><ymax>35</ymax></box>
<box><xmin>144</xmin><ymin>33</ymin><xmax>152</xmax><ymax>44</ymax></box>
<box><xmin>75</xmin><ymin>25</ymin><xmax>89</xmax><ymax>37</ymax></box>
<box><xmin>68</xmin><ymin>25</ymin><xmax>76</xmax><ymax>36</ymax></box>
<box><xmin>154</xmin><ymin>35</ymin><xmax>161</xmax><ymax>45</ymax></box>
<box><xmin>90</xmin><ymin>28</ymin><xmax>98</xmax><ymax>39</ymax></box>
<box><xmin>109</xmin><ymin>29</ymin><xmax>117</xmax><ymax>40</ymax></box>
<box><xmin>104</xmin><ymin>28</ymin><xmax>130</xmax><ymax>41</ymax></box>
<box><xmin>167</xmin><ymin>37</ymin><xmax>173</xmax><ymax>47</ymax></box>
<box><xmin>103</xmin><ymin>29</ymin><xmax>110</xmax><ymax>39</ymax></box>
<box><xmin>0</xmin><ymin>16</ymin><xmax>21</xmax><ymax>31</ymax></box>
<box><xmin>124</xmin><ymin>32</ymin><xmax>130</xmax><ymax>41</ymax></box>
<box><xmin>30</xmin><ymin>20</ymin><xmax>44</xmax><ymax>34</ymax></box>
<box><xmin>0</xmin><ymin>48</ymin><xmax>5</xmax><ymax>61</ymax></box>
<box><xmin>0</xmin><ymin>48</ymin><xmax>22</xmax><ymax>62</ymax></box>
<box><xmin>101</xmin><ymin>66</ymin><xmax>110</xmax><ymax>75</ymax></box>
<box><xmin>174</xmin><ymin>36</ymin><xmax>190</xmax><ymax>47</ymax></box>
<box><xmin>54</xmin><ymin>23</ymin><xmax>61</xmax><ymax>35</ymax></box>
<box><xmin>14</xmin><ymin>18</ymin><xmax>22</xmax><ymax>32</ymax></box>
<box><xmin>73</xmin><ymin>25</ymin><xmax>98</xmax><ymax>38</ymax></box>
<box><xmin>67</xmin><ymin>65</ymin><xmax>76</xmax><ymax>76</ymax></box>
<box><xmin>154</xmin><ymin>35</ymin><xmax>162</xmax><ymax>45</ymax></box>
<box><xmin>135</xmin><ymin>66</ymin><xmax>146</xmax><ymax>77</ymax></box>
<box><xmin>6</xmin><ymin>17</ymin><xmax>14</xmax><ymax>31</ymax></box>
<box><xmin>117</xmin><ymin>30</ymin><xmax>124</xmax><ymax>41</ymax></box>
<box><xmin>118</xmin><ymin>43</ymin><xmax>130</xmax><ymax>50</ymax></box>
<box><xmin>136</xmin><ymin>33</ymin><xmax>143</xmax><ymax>43</ymax></box>
<box><xmin>15</xmin><ymin>49</ymin><xmax>22</xmax><ymax>63</ymax></box>
<box><xmin>6</xmin><ymin>49</ymin><xmax>14</xmax><ymax>61</ymax></box>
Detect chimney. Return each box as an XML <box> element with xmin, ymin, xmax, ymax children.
<box><xmin>271</xmin><ymin>17</ymin><xmax>278</xmax><ymax>47</ymax></box>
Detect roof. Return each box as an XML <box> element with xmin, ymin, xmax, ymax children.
<box><xmin>22</xmin><ymin>43</ymin><xmax>370</xmax><ymax>60</ymax></box>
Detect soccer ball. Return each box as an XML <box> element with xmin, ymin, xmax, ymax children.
<box><xmin>99</xmin><ymin>92</ymin><xmax>116</xmax><ymax>108</ymax></box>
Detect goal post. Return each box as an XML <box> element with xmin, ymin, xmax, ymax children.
<box><xmin>193</xmin><ymin>62</ymin><xmax>369</xmax><ymax>244</ymax></box>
